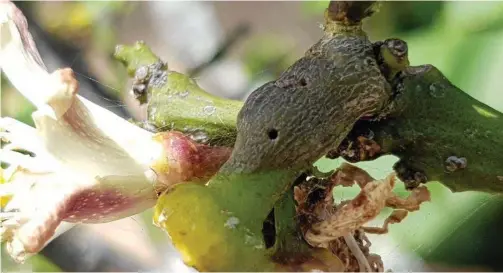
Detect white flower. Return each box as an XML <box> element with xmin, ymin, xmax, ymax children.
<box><xmin>0</xmin><ymin>1</ymin><xmax>163</xmax><ymax>262</ymax></box>
<box><xmin>1</xmin><ymin>1</ymin><xmax>233</xmax><ymax>263</ymax></box>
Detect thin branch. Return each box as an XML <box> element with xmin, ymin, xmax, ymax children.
<box><xmin>188</xmin><ymin>23</ymin><xmax>250</xmax><ymax>77</ymax></box>
<box><xmin>327</xmin><ymin>1</ymin><xmax>377</xmax><ymax>25</ymax></box>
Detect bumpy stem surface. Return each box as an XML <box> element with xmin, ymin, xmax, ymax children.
<box><xmin>337</xmin><ymin>65</ymin><xmax>503</xmax><ymax>193</ymax></box>
<box><xmin>117</xmin><ymin>2</ymin><xmax>503</xmax><ymax>272</ymax></box>
<box><xmin>152</xmin><ymin>1</ymin><xmax>391</xmax><ymax>271</ymax></box>
<box><xmin>123</xmin><ymin>43</ymin><xmax>503</xmax><ymax>195</ymax></box>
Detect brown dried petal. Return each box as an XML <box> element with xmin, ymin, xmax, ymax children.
<box><xmin>363</xmin><ymin>209</ymin><xmax>408</xmax><ymax>235</ymax></box>
<box><xmin>386</xmin><ymin>185</ymin><xmax>431</xmax><ymax>211</ymax></box>
<box><xmin>305</xmin><ymin>174</ymin><xmax>396</xmax><ymax>247</ymax></box>
<box><xmin>333</xmin><ymin>162</ymin><xmax>376</xmax><ymax>188</ymax></box>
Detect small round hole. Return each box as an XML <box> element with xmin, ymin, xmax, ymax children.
<box><xmin>267</xmin><ymin>129</ymin><xmax>278</xmax><ymax>140</ymax></box>
<box><xmin>299</xmin><ymin>78</ymin><xmax>307</xmax><ymax>86</ymax></box>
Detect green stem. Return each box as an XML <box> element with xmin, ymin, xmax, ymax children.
<box><xmin>207</xmin><ymin>170</ymin><xmax>299</xmax><ymax>229</ymax></box>
<box><xmin>114</xmin><ymin>42</ymin><xmax>241</xmax><ymax>146</ymax></box>
<box><xmin>337</xmin><ymin>65</ymin><xmax>503</xmax><ymax>193</ymax></box>
<box><xmin>270</xmin><ymin>185</ymin><xmax>312</xmax><ymax>263</ymax></box>
<box><xmin>147</xmin><ymin>71</ymin><xmax>241</xmax><ymax>146</ymax></box>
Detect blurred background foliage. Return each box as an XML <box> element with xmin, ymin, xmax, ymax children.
<box><xmin>1</xmin><ymin>1</ymin><xmax>503</xmax><ymax>272</ymax></box>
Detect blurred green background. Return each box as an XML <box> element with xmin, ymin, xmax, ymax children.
<box><xmin>2</xmin><ymin>1</ymin><xmax>503</xmax><ymax>272</ymax></box>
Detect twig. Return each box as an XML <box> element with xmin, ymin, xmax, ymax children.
<box><xmin>327</xmin><ymin>1</ymin><xmax>377</xmax><ymax>25</ymax></box>
<box><xmin>188</xmin><ymin>23</ymin><xmax>250</xmax><ymax>77</ymax></box>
